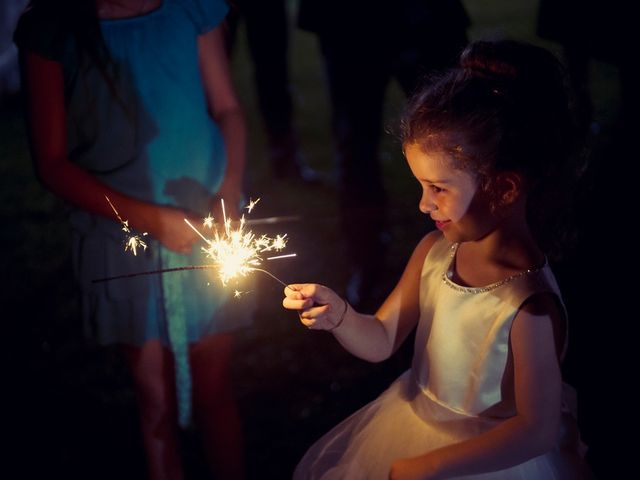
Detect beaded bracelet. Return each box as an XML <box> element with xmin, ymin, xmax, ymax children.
<box><xmin>327</xmin><ymin>298</ymin><xmax>349</xmax><ymax>332</ymax></box>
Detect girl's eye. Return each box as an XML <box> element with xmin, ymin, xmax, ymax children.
<box><xmin>429</xmin><ymin>185</ymin><xmax>444</xmax><ymax>193</ymax></box>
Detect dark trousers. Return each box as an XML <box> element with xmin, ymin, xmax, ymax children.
<box><xmin>318</xmin><ymin>31</ymin><xmax>467</xmax><ymax>304</ymax></box>
<box><xmin>228</xmin><ymin>0</ymin><xmax>294</xmax><ymax>144</ymax></box>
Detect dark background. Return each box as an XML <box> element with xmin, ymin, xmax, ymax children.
<box><xmin>1</xmin><ymin>1</ymin><xmax>626</xmax><ymax>478</ymax></box>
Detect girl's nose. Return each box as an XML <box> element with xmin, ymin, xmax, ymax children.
<box><xmin>420</xmin><ymin>191</ymin><xmax>437</xmax><ymax>214</ymax></box>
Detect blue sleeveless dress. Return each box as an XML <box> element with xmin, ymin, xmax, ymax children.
<box><xmin>15</xmin><ymin>0</ymin><xmax>252</xmax><ymax>345</ymax></box>
<box><xmin>15</xmin><ymin>0</ymin><xmax>252</xmax><ymax>426</ymax></box>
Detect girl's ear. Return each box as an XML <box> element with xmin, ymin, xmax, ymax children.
<box><xmin>496</xmin><ymin>171</ymin><xmax>524</xmax><ymax>206</ymax></box>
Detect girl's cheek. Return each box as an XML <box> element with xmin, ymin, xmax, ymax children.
<box><xmin>449</xmin><ymin>180</ymin><xmax>479</xmax><ymax>223</ymax></box>
<box><xmin>448</xmin><ymin>195</ymin><xmax>473</xmax><ymax>223</ymax></box>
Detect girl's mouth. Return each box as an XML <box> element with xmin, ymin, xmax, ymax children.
<box><xmin>435</xmin><ymin>220</ymin><xmax>451</xmax><ymax>230</ymax></box>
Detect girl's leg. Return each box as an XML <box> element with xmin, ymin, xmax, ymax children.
<box><xmin>190</xmin><ymin>332</ymin><xmax>245</xmax><ymax>480</ymax></box>
<box><xmin>122</xmin><ymin>340</ymin><xmax>184</xmax><ymax>480</ymax></box>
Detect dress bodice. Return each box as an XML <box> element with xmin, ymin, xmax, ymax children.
<box><xmin>411</xmin><ymin>237</ymin><xmax>564</xmax><ymax>419</ymax></box>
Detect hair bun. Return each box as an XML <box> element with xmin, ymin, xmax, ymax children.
<box><xmin>460</xmin><ymin>41</ymin><xmax>519</xmax><ymax>81</ymax></box>
<box><xmin>460</xmin><ymin>40</ymin><xmax>565</xmax><ymax>89</ymax></box>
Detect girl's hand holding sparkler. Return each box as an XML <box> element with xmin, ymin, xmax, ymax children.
<box><xmin>284</xmin><ymin>284</ymin><xmax>349</xmax><ymax>332</ymax></box>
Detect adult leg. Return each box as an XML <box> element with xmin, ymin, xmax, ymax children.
<box><xmin>393</xmin><ymin>9</ymin><xmax>468</xmax><ymax>97</ymax></box>
<box><xmin>236</xmin><ymin>0</ymin><xmax>316</xmax><ymax>181</ymax></box>
<box><xmin>240</xmin><ymin>0</ymin><xmax>292</xmax><ymax>139</ymax></box>
<box><xmin>564</xmin><ymin>44</ymin><xmax>592</xmax><ymax>137</ymax></box>
<box><xmin>122</xmin><ymin>340</ymin><xmax>183</xmax><ymax>480</ymax></box>
<box><xmin>190</xmin><ymin>332</ymin><xmax>245</xmax><ymax>480</ymax></box>
<box><xmin>319</xmin><ymin>35</ymin><xmax>390</xmax><ymax>309</ymax></box>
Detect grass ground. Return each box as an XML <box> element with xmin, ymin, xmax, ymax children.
<box><xmin>2</xmin><ymin>0</ymin><xmax>623</xmax><ymax>478</ymax></box>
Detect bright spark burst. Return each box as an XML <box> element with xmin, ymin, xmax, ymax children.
<box><xmin>184</xmin><ymin>199</ymin><xmax>294</xmax><ymax>287</ymax></box>
<box><xmin>106</xmin><ymin>196</ymin><xmax>148</xmax><ymax>256</ymax></box>
<box><xmin>245</xmin><ymin>197</ymin><xmax>260</xmax><ymax>213</ymax></box>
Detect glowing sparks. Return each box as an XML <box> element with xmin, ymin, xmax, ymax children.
<box><xmin>245</xmin><ymin>197</ymin><xmax>260</xmax><ymax>213</ymax></box>
<box><xmin>184</xmin><ymin>199</ymin><xmax>292</xmax><ymax>287</ymax></box>
<box><xmin>96</xmin><ymin>196</ymin><xmax>293</xmax><ymax>291</ymax></box>
<box><xmin>125</xmin><ymin>233</ymin><xmax>148</xmax><ymax>256</ymax></box>
<box><xmin>203</xmin><ymin>214</ymin><xmax>214</xmax><ymax>229</ymax></box>
<box><xmin>267</xmin><ymin>253</ymin><xmax>297</xmax><ymax>261</ymax></box>
<box><xmin>105</xmin><ymin>196</ymin><xmax>148</xmax><ymax>256</ymax></box>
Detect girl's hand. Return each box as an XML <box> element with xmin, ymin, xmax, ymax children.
<box><xmin>144</xmin><ymin>205</ymin><xmax>201</xmax><ymax>254</ymax></box>
<box><xmin>389</xmin><ymin>455</ymin><xmax>441</xmax><ymax>480</ymax></box>
<box><xmin>283</xmin><ymin>284</ymin><xmax>348</xmax><ymax>331</ymax></box>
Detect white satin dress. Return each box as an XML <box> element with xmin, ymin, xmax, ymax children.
<box><xmin>294</xmin><ymin>236</ymin><xmax>587</xmax><ymax>479</ymax></box>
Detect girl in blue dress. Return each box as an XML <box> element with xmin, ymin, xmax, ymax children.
<box><xmin>15</xmin><ymin>0</ymin><xmax>248</xmax><ymax>478</ymax></box>
<box><xmin>283</xmin><ymin>40</ymin><xmax>592</xmax><ymax>479</ymax></box>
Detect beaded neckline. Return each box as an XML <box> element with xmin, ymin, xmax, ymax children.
<box><xmin>442</xmin><ymin>243</ymin><xmax>545</xmax><ymax>294</ymax></box>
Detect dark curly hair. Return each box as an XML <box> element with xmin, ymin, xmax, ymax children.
<box><xmin>400</xmin><ymin>39</ymin><xmax>584</xmax><ymax>258</ymax></box>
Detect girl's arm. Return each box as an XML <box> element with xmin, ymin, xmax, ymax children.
<box><xmin>283</xmin><ymin>231</ymin><xmax>440</xmax><ymax>362</ymax></box>
<box><xmin>389</xmin><ymin>293</ymin><xmax>563</xmax><ymax>480</ymax></box>
<box><xmin>197</xmin><ymin>24</ymin><xmax>246</xmax><ymax>217</ymax></box>
<box><xmin>20</xmin><ymin>50</ymin><xmax>200</xmax><ymax>253</ymax></box>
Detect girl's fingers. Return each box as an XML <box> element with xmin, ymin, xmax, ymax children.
<box><xmin>282</xmin><ymin>296</ymin><xmax>313</xmax><ymax>310</ymax></box>
<box><xmin>299</xmin><ymin>303</ymin><xmax>330</xmax><ymax>319</ymax></box>
<box><xmin>299</xmin><ymin>317</ymin><xmax>316</xmax><ymax>329</ymax></box>
<box><xmin>284</xmin><ymin>284</ymin><xmax>316</xmax><ymax>303</ymax></box>
<box><xmin>283</xmin><ymin>284</ymin><xmax>337</xmax><ymax>331</ymax></box>
<box><xmin>285</xmin><ymin>283</ymin><xmax>318</xmax><ymax>298</ymax></box>
<box><xmin>285</xmin><ymin>284</ymin><xmax>305</xmax><ymax>295</ymax></box>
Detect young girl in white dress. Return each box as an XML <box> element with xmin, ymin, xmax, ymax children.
<box><xmin>283</xmin><ymin>39</ymin><xmax>592</xmax><ymax>479</ymax></box>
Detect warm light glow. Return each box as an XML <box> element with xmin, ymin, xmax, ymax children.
<box><xmin>184</xmin><ymin>198</ymin><xmax>292</xmax><ymax>287</ymax></box>
<box><xmin>95</xmin><ymin>197</ymin><xmax>293</xmax><ymax>290</ymax></box>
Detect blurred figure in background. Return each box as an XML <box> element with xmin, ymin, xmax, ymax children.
<box><xmin>538</xmin><ymin>2</ymin><xmax>635</xmax><ymax>477</ymax></box>
<box><xmin>226</xmin><ymin>0</ymin><xmax>318</xmax><ymax>182</ymax></box>
<box><xmin>0</xmin><ymin>0</ymin><xmax>29</xmax><ymax>101</ymax></box>
<box><xmin>15</xmin><ymin>0</ymin><xmax>249</xmax><ymax>478</ymax></box>
<box><xmin>537</xmin><ymin>0</ymin><xmax>635</xmax><ymax>139</ymax></box>
<box><xmin>297</xmin><ymin>0</ymin><xmax>470</xmax><ymax>309</ymax></box>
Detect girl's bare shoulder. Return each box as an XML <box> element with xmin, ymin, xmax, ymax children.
<box><xmin>406</xmin><ymin>230</ymin><xmax>443</xmax><ymax>269</ymax></box>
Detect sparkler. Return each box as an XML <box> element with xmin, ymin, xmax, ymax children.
<box><xmin>105</xmin><ymin>195</ymin><xmax>148</xmax><ymax>256</ymax></box>
<box><xmin>93</xmin><ymin>197</ymin><xmax>295</xmax><ymax>290</ymax></box>
<box><xmin>184</xmin><ymin>198</ymin><xmax>292</xmax><ymax>287</ymax></box>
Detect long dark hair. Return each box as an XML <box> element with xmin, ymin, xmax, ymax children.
<box><xmin>30</xmin><ymin>0</ymin><xmax>109</xmax><ymax>69</ymax></box>
<box><xmin>28</xmin><ymin>0</ymin><xmax>125</xmax><ymax>105</ymax></box>
<box><xmin>401</xmin><ymin>39</ymin><xmax>584</xmax><ymax>258</ymax></box>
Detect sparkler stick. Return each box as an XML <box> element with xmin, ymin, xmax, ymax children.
<box><xmin>250</xmin><ymin>268</ymin><xmax>288</xmax><ymax>287</ymax></box>
<box><xmin>92</xmin><ymin>257</ymin><xmax>294</xmax><ymax>285</ymax></box>
<box><xmin>93</xmin><ymin>265</ymin><xmax>216</xmax><ymax>283</ymax></box>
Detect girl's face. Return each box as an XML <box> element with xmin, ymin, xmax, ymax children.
<box><xmin>404</xmin><ymin>143</ymin><xmax>495</xmax><ymax>243</ymax></box>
